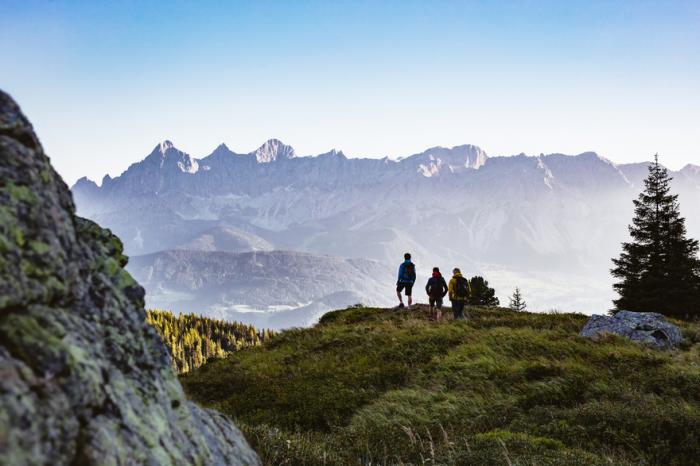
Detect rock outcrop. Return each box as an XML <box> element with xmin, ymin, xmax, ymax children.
<box><xmin>579</xmin><ymin>310</ymin><xmax>683</xmax><ymax>349</ymax></box>
<box><xmin>0</xmin><ymin>91</ymin><xmax>260</xmax><ymax>465</ymax></box>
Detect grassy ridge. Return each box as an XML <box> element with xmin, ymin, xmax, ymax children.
<box><xmin>181</xmin><ymin>305</ymin><xmax>700</xmax><ymax>465</ymax></box>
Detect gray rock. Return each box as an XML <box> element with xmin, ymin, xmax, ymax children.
<box><xmin>0</xmin><ymin>90</ymin><xmax>260</xmax><ymax>465</ymax></box>
<box><xmin>579</xmin><ymin>310</ymin><xmax>683</xmax><ymax>349</ymax></box>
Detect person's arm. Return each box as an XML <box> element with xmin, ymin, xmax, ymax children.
<box><xmin>425</xmin><ymin>279</ymin><xmax>431</xmax><ymax>295</ymax></box>
<box><xmin>448</xmin><ymin>278</ymin><xmax>454</xmax><ymax>300</ymax></box>
<box><xmin>397</xmin><ymin>263</ymin><xmax>404</xmax><ymax>281</ymax></box>
<box><xmin>441</xmin><ymin>278</ymin><xmax>448</xmax><ymax>297</ymax></box>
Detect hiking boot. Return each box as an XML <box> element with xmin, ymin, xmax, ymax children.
<box><xmin>398</xmin><ymin>303</ymin><xmax>405</xmax><ymax>309</ymax></box>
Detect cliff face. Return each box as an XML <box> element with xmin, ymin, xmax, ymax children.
<box><xmin>0</xmin><ymin>91</ymin><xmax>259</xmax><ymax>465</ymax></box>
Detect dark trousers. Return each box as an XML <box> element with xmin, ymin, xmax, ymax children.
<box><xmin>451</xmin><ymin>300</ymin><xmax>466</xmax><ymax>320</ymax></box>
<box><xmin>429</xmin><ymin>296</ymin><xmax>443</xmax><ymax>309</ymax></box>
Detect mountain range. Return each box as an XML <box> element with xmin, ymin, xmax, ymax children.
<box><xmin>72</xmin><ymin>139</ymin><xmax>700</xmax><ymax>326</ymax></box>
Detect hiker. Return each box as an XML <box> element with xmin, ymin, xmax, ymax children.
<box><xmin>425</xmin><ymin>267</ymin><xmax>448</xmax><ymax>321</ymax></box>
<box><xmin>448</xmin><ymin>267</ymin><xmax>470</xmax><ymax>320</ymax></box>
<box><xmin>396</xmin><ymin>252</ymin><xmax>416</xmax><ymax>309</ymax></box>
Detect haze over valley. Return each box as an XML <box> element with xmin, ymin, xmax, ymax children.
<box><xmin>72</xmin><ymin>139</ymin><xmax>700</xmax><ymax>328</ymax></box>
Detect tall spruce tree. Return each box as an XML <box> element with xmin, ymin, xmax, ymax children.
<box><xmin>611</xmin><ymin>155</ymin><xmax>700</xmax><ymax>319</ymax></box>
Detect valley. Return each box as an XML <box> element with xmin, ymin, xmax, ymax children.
<box><xmin>72</xmin><ymin>140</ymin><xmax>700</xmax><ymax>326</ymax></box>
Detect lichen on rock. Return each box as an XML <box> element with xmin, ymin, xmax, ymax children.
<box><xmin>0</xmin><ymin>90</ymin><xmax>260</xmax><ymax>465</ymax></box>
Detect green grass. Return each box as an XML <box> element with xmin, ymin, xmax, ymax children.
<box><xmin>181</xmin><ymin>305</ymin><xmax>700</xmax><ymax>465</ymax></box>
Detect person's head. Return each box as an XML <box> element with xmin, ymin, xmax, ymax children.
<box><xmin>404</xmin><ymin>253</ymin><xmax>411</xmax><ymax>261</ymax></box>
<box><xmin>453</xmin><ymin>267</ymin><xmax>461</xmax><ymax>275</ymax></box>
<box><xmin>433</xmin><ymin>267</ymin><xmax>440</xmax><ymax>273</ymax></box>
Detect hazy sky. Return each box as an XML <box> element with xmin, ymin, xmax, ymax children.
<box><xmin>2</xmin><ymin>0</ymin><xmax>699</xmax><ymax>184</ymax></box>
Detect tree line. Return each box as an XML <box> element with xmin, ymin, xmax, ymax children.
<box><xmin>146</xmin><ymin>309</ymin><xmax>275</xmax><ymax>373</ymax></box>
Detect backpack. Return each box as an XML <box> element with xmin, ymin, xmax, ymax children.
<box><xmin>403</xmin><ymin>262</ymin><xmax>416</xmax><ymax>282</ymax></box>
<box><xmin>454</xmin><ymin>276</ymin><xmax>470</xmax><ymax>299</ymax></box>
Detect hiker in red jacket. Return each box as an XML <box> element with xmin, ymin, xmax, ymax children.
<box><xmin>425</xmin><ymin>267</ymin><xmax>448</xmax><ymax>321</ymax></box>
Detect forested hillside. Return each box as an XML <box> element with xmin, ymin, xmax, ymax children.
<box><xmin>146</xmin><ymin>310</ymin><xmax>274</xmax><ymax>373</ymax></box>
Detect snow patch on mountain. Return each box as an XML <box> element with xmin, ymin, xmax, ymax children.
<box><xmin>159</xmin><ymin>140</ymin><xmax>174</xmax><ymax>153</ymax></box>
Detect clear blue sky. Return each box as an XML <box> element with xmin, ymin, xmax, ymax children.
<box><xmin>2</xmin><ymin>0</ymin><xmax>699</xmax><ymax>184</ymax></box>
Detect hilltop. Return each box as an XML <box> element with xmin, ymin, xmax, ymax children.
<box><xmin>182</xmin><ymin>305</ymin><xmax>700</xmax><ymax>465</ymax></box>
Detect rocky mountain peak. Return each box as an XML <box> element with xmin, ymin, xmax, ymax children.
<box><xmin>318</xmin><ymin>148</ymin><xmax>347</xmax><ymax>159</ymax></box>
<box><xmin>144</xmin><ymin>140</ymin><xmax>199</xmax><ymax>173</ymax></box>
<box><xmin>152</xmin><ymin>139</ymin><xmax>175</xmax><ymax>155</ymax></box>
<box><xmin>681</xmin><ymin>163</ymin><xmax>700</xmax><ymax>175</ymax></box>
<box><xmin>411</xmin><ymin>144</ymin><xmax>488</xmax><ymax>176</ymax></box>
<box><xmin>577</xmin><ymin>151</ymin><xmax>614</xmax><ymax>164</ymax></box>
<box><xmin>252</xmin><ymin>138</ymin><xmax>296</xmax><ymax>163</ymax></box>
<box><xmin>146</xmin><ymin>139</ymin><xmax>177</xmax><ymax>160</ymax></box>
<box><xmin>74</xmin><ymin>175</ymin><xmax>98</xmax><ymax>188</ymax></box>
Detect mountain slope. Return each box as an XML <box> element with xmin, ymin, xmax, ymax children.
<box><xmin>127</xmin><ymin>250</ymin><xmax>394</xmax><ymax>328</ymax></box>
<box><xmin>181</xmin><ymin>305</ymin><xmax>700</xmax><ymax>466</ymax></box>
<box><xmin>175</xmin><ymin>225</ymin><xmax>274</xmax><ymax>253</ymax></box>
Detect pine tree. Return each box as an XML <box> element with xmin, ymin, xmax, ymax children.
<box><xmin>509</xmin><ymin>287</ymin><xmax>527</xmax><ymax>312</ymax></box>
<box><xmin>468</xmin><ymin>276</ymin><xmax>500</xmax><ymax>306</ymax></box>
<box><xmin>145</xmin><ymin>309</ymin><xmax>276</xmax><ymax>373</ymax></box>
<box><xmin>611</xmin><ymin>154</ymin><xmax>700</xmax><ymax>319</ymax></box>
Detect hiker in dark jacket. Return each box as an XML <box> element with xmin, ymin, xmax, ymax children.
<box><xmin>425</xmin><ymin>267</ymin><xmax>448</xmax><ymax>321</ymax></box>
<box><xmin>396</xmin><ymin>253</ymin><xmax>416</xmax><ymax>310</ymax></box>
<box><xmin>448</xmin><ymin>268</ymin><xmax>471</xmax><ymax>320</ymax></box>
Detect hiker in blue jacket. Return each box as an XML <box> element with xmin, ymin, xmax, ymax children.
<box><xmin>396</xmin><ymin>253</ymin><xmax>417</xmax><ymax>309</ymax></box>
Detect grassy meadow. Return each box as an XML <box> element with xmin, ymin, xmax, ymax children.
<box><xmin>181</xmin><ymin>305</ymin><xmax>700</xmax><ymax>465</ymax></box>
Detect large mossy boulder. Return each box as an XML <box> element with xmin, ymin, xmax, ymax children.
<box><xmin>0</xmin><ymin>91</ymin><xmax>260</xmax><ymax>465</ymax></box>
<box><xmin>579</xmin><ymin>310</ymin><xmax>683</xmax><ymax>349</ymax></box>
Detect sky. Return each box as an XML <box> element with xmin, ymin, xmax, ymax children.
<box><xmin>1</xmin><ymin>0</ymin><xmax>699</xmax><ymax>185</ymax></box>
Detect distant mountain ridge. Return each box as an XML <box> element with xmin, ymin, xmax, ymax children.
<box><xmin>73</xmin><ymin>139</ymin><xmax>490</xmax><ymax>196</ymax></box>
<box><xmin>72</xmin><ymin>139</ymin><xmax>700</xmax><ymax>322</ymax></box>
<box><xmin>75</xmin><ymin>139</ymin><xmax>700</xmax><ymax>205</ymax></box>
